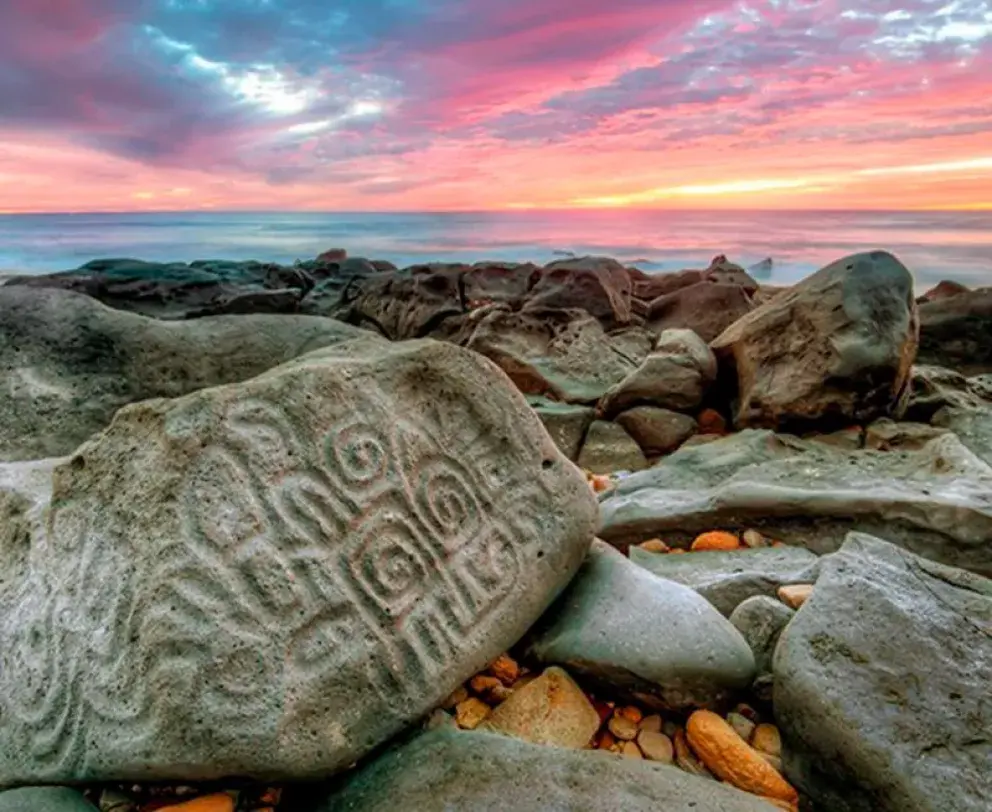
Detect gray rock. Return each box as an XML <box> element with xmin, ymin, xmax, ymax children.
<box><xmin>599</xmin><ymin>430</ymin><xmax>992</xmax><ymax>576</ymax></box>
<box><xmin>774</xmin><ymin>534</ymin><xmax>992</xmax><ymax>812</ymax></box>
<box><xmin>904</xmin><ymin>364</ymin><xmax>991</xmax><ymax>422</ymax></box>
<box><xmin>525</xmin><ymin>542</ymin><xmax>755</xmax><ymax>711</ymax></box>
<box><xmin>528</xmin><ymin>397</ymin><xmax>596</xmax><ymax>461</ymax></box>
<box><xmin>729</xmin><ymin>596</ymin><xmax>795</xmax><ymax>674</ymax></box>
<box><xmin>311</xmin><ymin>727</ymin><xmax>777</xmax><ymax>812</ymax></box>
<box><xmin>576</xmin><ymin>421</ymin><xmax>648</xmax><ymax>474</ymax></box>
<box><xmin>711</xmin><ymin>251</ymin><xmax>918</xmax><ymax>431</ymax></box>
<box><xmin>0</xmin><ymin>339</ymin><xmax>598</xmax><ymax>783</ymax></box>
<box><xmin>933</xmin><ymin>405</ymin><xmax>992</xmax><ymax>467</ymax></box>
<box><xmin>863</xmin><ymin>418</ymin><xmax>949</xmax><ymax>451</ymax></box>
<box><xmin>0</xmin><ymin>286</ymin><xmax>371</xmax><ymax>462</ymax></box>
<box><xmin>614</xmin><ymin>407</ymin><xmax>698</xmax><ymax>457</ymax></box>
<box><xmin>598</xmin><ymin>329</ymin><xmax>716</xmax><ymax>417</ymax></box>
<box><xmin>0</xmin><ymin>788</ymin><xmax>97</xmax><ymax>812</ymax></box>
<box><xmin>629</xmin><ymin>546</ymin><xmax>820</xmax><ymax>616</ymax></box>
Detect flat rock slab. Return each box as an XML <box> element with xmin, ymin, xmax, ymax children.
<box><xmin>308</xmin><ymin>727</ymin><xmax>779</xmax><ymax>812</ymax></box>
<box><xmin>629</xmin><ymin>546</ymin><xmax>820</xmax><ymax>616</ymax></box>
<box><xmin>524</xmin><ymin>542</ymin><xmax>755</xmax><ymax>711</ymax></box>
<box><xmin>0</xmin><ymin>286</ymin><xmax>370</xmax><ymax>461</ymax></box>
<box><xmin>775</xmin><ymin>534</ymin><xmax>992</xmax><ymax>811</ymax></box>
<box><xmin>0</xmin><ymin>788</ymin><xmax>97</xmax><ymax>812</ymax></box>
<box><xmin>0</xmin><ymin>339</ymin><xmax>598</xmax><ymax>783</ymax></box>
<box><xmin>599</xmin><ymin>430</ymin><xmax>992</xmax><ymax>575</ymax></box>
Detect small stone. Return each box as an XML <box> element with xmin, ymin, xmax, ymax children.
<box><xmin>674</xmin><ymin>728</ymin><xmax>715</xmax><ymax>779</ymax></box>
<box><xmin>742</xmin><ymin>529</ymin><xmax>770</xmax><ymax>549</ymax></box>
<box><xmin>597</xmin><ymin>730</ymin><xmax>617</xmax><ymax>750</ymax></box>
<box><xmin>156</xmin><ymin>795</ymin><xmax>234</xmax><ymax>812</ymax></box>
<box><xmin>608</xmin><ymin>713</ymin><xmax>640</xmax><ymax>741</ymax></box>
<box><xmin>778</xmin><ymin>584</ymin><xmax>814</xmax><ymax>609</ymax></box>
<box><xmin>639</xmin><ymin>714</ymin><xmax>663</xmax><ymax>733</ymax></box>
<box><xmin>698</xmin><ymin>409</ymin><xmax>727</xmax><ymax>435</ymax></box>
<box><xmin>441</xmin><ymin>685</ymin><xmax>469</xmax><ymax>710</ymax></box>
<box><xmin>489</xmin><ymin>684</ymin><xmax>515</xmax><ymax>704</ymax></box>
<box><xmin>637</xmin><ymin>730</ymin><xmax>674</xmax><ymax>764</ymax></box>
<box><xmin>589</xmin><ymin>474</ymin><xmax>613</xmax><ymax>493</ymax></box>
<box><xmin>726</xmin><ymin>712</ymin><xmax>756</xmax><ymax>743</ymax></box>
<box><xmin>621</xmin><ymin>741</ymin><xmax>644</xmax><ymax>759</ymax></box>
<box><xmin>758</xmin><ymin>752</ymin><xmax>784</xmax><ymax>773</ymax></box>
<box><xmin>639</xmin><ymin>539</ymin><xmax>670</xmax><ymax>554</ymax></box>
<box><xmin>455</xmin><ymin>697</ymin><xmax>492</xmax><ymax>730</ymax></box>
<box><xmin>98</xmin><ymin>790</ymin><xmax>135</xmax><ymax>812</ymax></box>
<box><xmin>751</xmin><ymin>723</ymin><xmax>782</xmax><ymax>757</ymax></box>
<box><xmin>691</xmin><ymin>531</ymin><xmax>741</xmax><ymax>552</ymax></box>
<box><xmin>618</xmin><ymin>705</ymin><xmax>643</xmax><ymax>724</ymax></box>
<box><xmin>488</xmin><ymin>653</ymin><xmax>522</xmax><ymax>685</ymax></box>
<box><xmin>733</xmin><ymin>703</ymin><xmax>760</xmax><ymax>723</ymax></box>
<box><xmin>470</xmin><ymin>675</ymin><xmax>504</xmax><ymax>696</ymax></box>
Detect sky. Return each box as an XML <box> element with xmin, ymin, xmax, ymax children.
<box><xmin>0</xmin><ymin>0</ymin><xmax>991</xmax><ymax>212</ymax></box>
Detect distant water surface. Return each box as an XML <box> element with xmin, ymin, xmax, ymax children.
<box><xmin>1</xmin><ymin>209</ymin><xmax>990</xmax><ymax>288</ymax></box>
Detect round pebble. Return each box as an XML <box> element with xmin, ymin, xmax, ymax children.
<box><xmin>742</xmin><ymin>529</ymin><xmax>771</xmax><ymax>548</ymax></box>
<box><xmin>639</xmin><ymin>714</ymin><xmax>663</xmax><ymax>733</ymax></box>
<box><xmin>608</xmin><ymin>713</ymin><xmax>640</xmax><ymax>741</ymax></box>
<box><xmin>752</xmin><ymin>723</ymin><xmax>783</xmax><ymax>757</ymax></box>
<box><xmin>691</xmin><ymin>531</ymin><xmax>741</xmax><ymax>552</ymax></box>
<box><xmin>621</xmin><ymin>741</ymin><xmax>644</xmax><ymax>759</ymax></box>
<box><xmin>618</xmin><ymin>705</ymin><xmax>643</xmax><ymax>724</ymax></box>
<box><xmin>639</xmin><ymin>539</ymin><xmax>670</xmax><ymax>554</ymax></box>
<box><xmin>637</xmin><ymin>730</ymin><xmax>674</xmax><ymax>764</ymax></box>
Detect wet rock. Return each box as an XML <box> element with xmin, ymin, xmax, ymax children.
<box><xmin>577</xmin><ymin>420</ymin><xmax>648</xmax><ymax>474</ymax></box>
<box><xmin>0</xmin><ymin>286</ymin><xmax>370</xmax><ymax>462</ymax></box>
<box><xmin>917</xmin><ymin>286</ymin><xmax>992</xmax><ymax>375</ymax></box>
<box><xmin>615</xmin><ymin>407</ymin><xmax>697</xmax><ymax>456</ymax></box>
<box><xmin>310</xmin><ymin>727</ymin><xmax>777</xmax><ymax>812</ymax></box>
<box><xmin>729</xmin><ymin>596</ymin><xmax>795</xmax><ymax>675</ymax></box>
<box><xmin>599</xmin><ymin>430</ymin><xmax>992</xmax><ymax>576</ymax></box>
<box><xmin>0</xmin><ymin>788</ymin><xmax>97</xmax><ymax>812</ymax></box>
<box><xmin>630</xmin><ymin>546</ymin><xmax>820</xmax><ymax>616</ymax></box>
<box><xmin>0</xmin><ymin>339</ymin><xmax>597</xmax><ymax>782</ymax></box>
<box><xmin>527</xmin><ymin>397</ymin><xmax>596</xmax><ymax>461</ymax></box>
<box><xmin>525</xmin><ymin>542</ymin><xmax>755</xmax><ymax>711</ymax></box>
<box><xmin>711</xmin><ymin>251</ymin><xmax>919</xmax><ymax>431</ymax></box>
<box><xmin>775</xmin><ymin>533</ymin><xmax>992</xmax><ymax>811</ymax></box>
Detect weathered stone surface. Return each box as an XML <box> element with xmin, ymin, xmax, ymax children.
<box><xmin>0</xmin><ymin>339</ymin><xmax>598</xmax><ymax>783</ymax></box>
<box><xmin>525</xmin><ymin>256</ymin><xmax>633</xmax><ymax>329</ymax></box>
<box><xmin>863</xmin><ymin>418</ymin><xmax>949</xmax><ymax>451</ymax></box>
<box><xmin>615</xmin><ymin>407</ymin><xmax>697</xmax><ymax>457</ymax></box>
<box><xmin>309</xmin><ymin>727</ymin><xmax>777</xmax><ymax>812</ymax></box>
<box><xmin>577</xmin><ymin>421</ymin><xmax>648</xmax><ymax>474</ymax></box>
<box><xmin>729</xmin><ymin>596</ymin><xmax>795</xmax><ymax>675</ymax></box>
<box><xmin>525</xmin><ymin>542</ymin><xmax>755</xmax><ymax>711</ymax></box>
<box><xmin>904</xmin><ymin>364</ymin><xmax>992</xmax><ymax>422</ymax></box>
<box><xmin>527</xmin><ymin>397</ymin><xmax>596</xmax><ymax>462</ymax></box>
<box><xmin>630</xmin><ymin>256</ymin><xmax>758</xmax><ymax>302</ymax></box>
<box><xmin>599</xmin><ymin>329</ymin><xmax>716</xmax><ymax>417</ymax></box>
<box><xmin>465</xmin><ymin>310</ymin><xmax>647</xmax><ymax>403</ymax></box>
<box><xmin>647</xmin><ymin>283</ymin><xmax>754</xmax><ymax>343</ymax></box>
<box><xmin>0</xmin><ymin>788</ymin><xmax>97</xmax><ymax>812</ymax></box>
<box><xmin>917</xmin><ymin>286</ymin><xmax>992</xmax><ymax>375</ymax></box>
<box><xmin>711</xmin><ymin>251</ymin><xmax>919</xmax><ymax>431</ymax></box>
<box><xmin>629</xmin><ymin>547</ymin><xmax>820</xmax><ymax>616</ymax></box>
<box><xmin>933</xmin><ymin>405</ymin><xmax>992</xmax><ymax>467</ymax></box>
<box><xmin>599</xmin><ymin>430</ymin><xmax>992</xmax><ymax>575</ymax></box>
<box><xmin>775</xmin><ymin>534</ymin><xmax>992</xmax><ymax>812</ymax></box>
<box><xmin>0</xmin><ymin>287</ymin><xmax>371</xmax><ymax>462</ymax></box>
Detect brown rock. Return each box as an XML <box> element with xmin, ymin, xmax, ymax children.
<box><xmin>527</xmin><ymin>256</ymin><xmax>633</xmax><ymax>329</ymax></box>
<box><xmin>576</xmin><ymin>420</ymin><xmax>648</xmax><ymax>475</ymax></box>
<box><xmin>711</xmin><ymin>251</ymin><xmax>919</xmax><ymax>431</ymax></box>
<box><xmin>488</xmin><ymin>653</ymin><xmax>521</xmax><ymax>686</ymax></box>
<box><xmin>608</xmin><ymin>713</ymin><xmax>640</xmax><ymax>741</ymax></box>
<box><xmin>615</xmin><ymin>407</ymin><xmax>698</xmax><ymax>457</ymax></box>
<box><xmin>637</xmin><ymin>730</ymin><xmax>674</xmax><ymax>764</ymax></box>
<box><xmin>481</xmin><ymin>666</ymin><xmax>600</xmax><ymax>749</ymax></box>
<box><xmin>777</xmin><ymin>584</ymin><xmax>814</xmax><ymax>609</ymax></box>
<box><xmin>742</xmin><ymin>530</ymin><xmax>771</xmax><ymax>549</ymax></box>
<box><xmin>918</xmin><ymin>285</ymin><xmax>992</xmax><ymax>375</ymax></box>
<box><xmin>621</xmin><ymin>741</ymin><xmax>644</xmax><ymax>759</ymax></box>
<box><xmin>649</xmin><ymin>283</ymin><xmax>755</xmax><ymax>343</ymax></box>
<box><xmin>455</xmin><ymin>697</ymin><xmax>492</xmax><ymax>730</ymax></box>
<box><xmin>470</xmin><ymin>675</ymin><xmax>504</xmax><ymax>696</ymax></box>
<box><xmin>752</xmin><ymin>724</ymin><xmax>782</xmax><ymax>757</ymax></box>
<box><xmin>697</xmin><ymin>409</ymin><xmax>728</xmax><ymax>435</ymax></box>
<box><xmin>317</xmin><ymin>248</ymin><xmax>348</xmax><ymax>262</ymax></box>
<box><xmin>639</xmin><ymin>714</ymin><xmax>663</xmax><ymax>733</ymax></box>
<box><xmin>441</xmin><ymin>686</ymin><xmax>469</xmax><ymax>710</ymax></box>
<box><xmin>639</xmin><ymin>539</ymin><xmax>670</xmax><ymax>554</ymax></box>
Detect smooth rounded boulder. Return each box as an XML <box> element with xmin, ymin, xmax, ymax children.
<box><xmin>711</xmin><ymin>251</ymin><xmax>919</xmax><ymax>430</ymax></box>
<box><xmin>0</xmin><ymin>338</ymin><xmax>598</xmax><ymax>784</ymax></box>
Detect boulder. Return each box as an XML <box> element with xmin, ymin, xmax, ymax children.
<box><xmin>863</xmin><ymin>418</ymin><xmax>949</xmax><ymax>451</ymax></box>
<box><xmin>629</xmin><ymin>256</ymin><xmax>758</xmax><ymax>302</ymax></box>
<box><xmin>527</xmin><ymin>397</ymin><xmax>596</xmax><ymax>462</ymax></box>
<box><xmin>729</xmin><ymin>596</ymin><xmax>795</xmax><ymax>676</ymax></box>
<box><xmin>598</xmin><ymin>430</ymin><xmax>992</xmax><ymax>576</ymax></box>
<box><xmin>615</xmin><ymin>408</ymin><xmax>697</xmax><ymax>457</ymax></box>
<box><xmin>918</xmin><ymin>279</ymin><xmax>969</xmax><ymax>302</ymax></box>
<box><xmin>576</xmin><ymin>421</ymin><xmax>648</xmax><ymax>474</ymax></box>
<box><xmin>598</xmin><ymin>329</ymin><xmax>717</xmax><ymax>417</ymax></box>
<box><xmin>711</xmin><ymin>251</ymin><xmax>919</xmax><ymax>431</ymax></box>
<box><xmin>0</xmin><ymin>287</ymin><xmax>370</xmax><ymax>462</ymax></box>
<box><xmin>629</xmin><ymin>546</ymin><xmax>821</xmax><ymax>616</ymax></box>
<box><xmin>525</xmin><ymin>256</ymin><xmax>633</xmax><ymax>329</ymax></box>
<box><xmin>904</xmin><ymin>364</ymin><xmax>991</xmax><ymax>422</ymax></box>
<box><xmin>0</xmin><ymin>339</ymin><xmax>598</xmax><ymax>783</ymax></box>
<box><xmin>0</xmin><ymin>788</ymin><xmax>97</xmax><ymax>812</ymax></box>
<box><xmin>461</xmin><ymin>262</ymin><xmax>540</xmax><ymax>305</ymax></box>
<box><xmin>524</xmin><ymin>542</ymin><xmax>755</xmax><ymax>711</ymax></box>
<box><xmin>917</xmin><ymin>286</ymin><xmax>992</xmax><ymax>375</ymax></box>
<box><xmin>774</xmin><ymin>534</ymin><xmax>992</xmax><ymax>811</ymax></box>
<box><xmin>933</xmin><ymin>405</ymin><xmax>992</xmax><ymax>467</ymax></box>
<box><xmin>308</xmin><ymin>727</ymin><xmax>777</xmax><ymax>812</ymax></box>
<box><xmin>647</xmin><ymin>283</ymin><xmax>754</xmax><ymax>343</ymax></box>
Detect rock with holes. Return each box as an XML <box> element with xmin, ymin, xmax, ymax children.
<box><xmin>0</xmin><ymin>338</ymin><xmax>598</xmax><ymax>783</ymax></box>
<box><xmin>774</xmin><ymin>533</ymin><xmax>992</xmax><ymax>811</ymax></box>
<box><xmin>710</xmin><ymin>251</ymin><xmax>919</xmax><ymax>431</ymax></box>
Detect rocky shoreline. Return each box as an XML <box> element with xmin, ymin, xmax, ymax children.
<box><xmin>1</xmin><ymin>249</ymin><xmax>990</xmax><ymax>811</ymax></box>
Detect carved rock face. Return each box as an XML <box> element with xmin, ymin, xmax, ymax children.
<box><xmin>0</xmin><ymin>338</ymin><xmax>598</xmax><ymax>783</ymax></box>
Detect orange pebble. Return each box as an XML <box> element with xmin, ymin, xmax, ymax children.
<box><xmin>698</xmin><ymin>409</ymin><xmax>728</xmax><ymax>435</ymax></box>
<box><xmin>597</xmin><ymin>730</ymin><xmax>617</xmax><ymax>750</ymax></box>
<box><xmin>618</xmin><ymin>705</ymin><xmax>643</xmax><ymax>724</ymax></box>
<box><xmin>470</xmin><ymin>674</ymin><xmax>503</xmax><ymax>695</ymax></box>
<box><xmin>154</xmin><ymin>795</ymin><xmax>234</xmax><ymax>812</ymax></box>
<box><xmin>488</xmin><ymin>653</ymin><xmax>521</xmax><ymax>685</ymax></box>
<box><xmin>691</xmin><ymin>531</ymin><xmax>741</xmax><ymax>552</ymax></box>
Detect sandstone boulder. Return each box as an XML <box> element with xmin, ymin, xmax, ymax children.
<box><xmin>775</xmin><ymin>534</ymin><xmax>992</xmax><ymax>811</ymax></box>
<box><xmin>917</xmin><ymin>286</ymin><xmax>992</xmax><ymax>374</ymax></box>
<box><xmin>904</xmin><ymin>364</ymin><xmax>992</xmax><ymax>422</ymax></box>
<box><xmin>525</xmin><ymin>256</ymin><xmax>633</xmax><ymax>329</ymax></box>
<box><xmin>0</xmin><ymin>339</ymin><xmax>598</xmax><ymax>783</ymax></box>
<box><xmin>0</xmin><ymin>287</ymin><xmax>370</xmax><ymax>462</ymax></box>
<box><xmin>648</xmin><ymin>283</ymin><xmax>754</xmax><ymax>343</ymax></box>
<box><xmin>711</xmin><ymin>251</ymin><xmax>919</xmax><ymax>431</ymax></box>
<box><xmin>614</xmin><ymin>407</ymin><xmax>697</xmax><ymax>457</ymax></box>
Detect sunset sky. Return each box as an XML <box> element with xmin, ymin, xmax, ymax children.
<box><xmin>1</xmin><ymin>0</ymin><xmax>991</xmax><ymax>212</ymax></box>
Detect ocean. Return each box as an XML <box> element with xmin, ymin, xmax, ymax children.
<box><xmin>1</xmin><ymin>209</ymin><xmax>989</xmax><ymax>289</ymax></box>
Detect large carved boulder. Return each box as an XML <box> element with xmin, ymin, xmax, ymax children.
<box><xmin>711</xmin><ymin>251</ymin><xmax>919</xmax><ymax>431</ymax></box>
<box><xmin>0</xmin><ymin>339</ymin><xmax>598</xmax><ymax>783</ymax></box>
<box><xmin>0</xmin><ymin>287</ymin><xmax>370</xmax><ymax>462</ymax></box>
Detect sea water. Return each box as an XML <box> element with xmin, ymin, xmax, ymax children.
<box><xmin>1</xmin><ymin>209</ymin><xmax>989</xmax><ymax>288</ymax></box>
